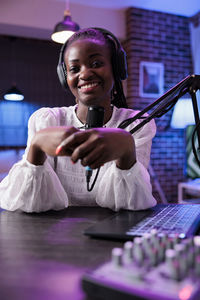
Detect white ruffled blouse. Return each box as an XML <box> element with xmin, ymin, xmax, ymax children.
<box><xmin>0</xmin><ymin>105</ymin><xmax>157</xmax><ymax>212</ymax></box>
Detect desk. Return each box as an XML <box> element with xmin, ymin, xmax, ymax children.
<box><xmin>0</xmin><ymin>207</ymin><xmax>122</xmax><ymax>300</ymax></box>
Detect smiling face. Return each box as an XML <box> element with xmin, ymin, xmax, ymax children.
<box><xmin>64</xmin><ymin>38</ymin><xmax>114</xmax><ymax>112</ymax></box>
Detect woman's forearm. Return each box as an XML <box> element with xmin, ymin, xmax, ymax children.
<box><xmin>27</xmin><ymin>139</ymin><xmax>46</xmax><ymax>165</ymax></box>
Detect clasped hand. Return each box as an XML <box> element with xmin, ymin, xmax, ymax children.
<box><xmin>28</xmin><ymin>127</ymin><xmax>136</xmax><ymax>170</ymax></box>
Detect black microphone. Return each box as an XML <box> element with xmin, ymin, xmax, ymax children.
<box><xmin>85</xmin><ymin>106</ymin><xmax>105</xmax><ymax>129</ymax></box>
<box><xmin>85</xmin><ymin>106</ymin><xmax>105</xmax><ymax>191</ymax></box>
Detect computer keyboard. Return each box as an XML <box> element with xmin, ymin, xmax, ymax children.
<box><xmin>127</xmin><ymin>204</ymin><xmax>200</xmax><ymax>238</ymax></box>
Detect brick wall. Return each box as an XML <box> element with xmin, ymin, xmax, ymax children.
<box><xmin>125</xmin><ymin>7</ymin><xmax>193</xmax><ymax>202</ymax></box>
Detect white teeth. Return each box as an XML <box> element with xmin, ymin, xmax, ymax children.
<box><xmin>79</xmin><ymin>82</ymin><xmax>99</xmax><ymax>89</ymax></box>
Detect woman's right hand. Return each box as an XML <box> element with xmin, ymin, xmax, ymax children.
<box><xmin>27</xmin><ymin>126</ymin><xmax>79</xmax><ymax>165</ymax></box>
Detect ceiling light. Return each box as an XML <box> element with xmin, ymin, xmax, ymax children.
<box><xmin>4</xmin><ymin>85</ymin><xmax>24</xmax><ymax>101</ymax></box>
<box><xmin>51</xmin><ymin>0</ymin><xmax>80</xmax><ymax>44</ymax></box>
<box><xmin>4</xmin><ymin>37</ymin><xmax>24</xmax><ymax>101</ymax></box>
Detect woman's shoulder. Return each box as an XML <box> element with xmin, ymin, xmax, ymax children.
<box><xmin>114</xmin><ymin>106</ymin><xmax>140</xmax><ymax>119</ymax></box>
<box><xmin>112</xmin><ymin>106</ymin><xmax>156</xmax><ymax>138</ymax></box>
<box><xmin>108</xmin><ymin>106</ymin><xmax>140</xmax><ymax>127</ymax></box>
<box><xmin>28</xmin><ymin>105</ymin><xmax>76</xmax><ymax>129</ymax></box>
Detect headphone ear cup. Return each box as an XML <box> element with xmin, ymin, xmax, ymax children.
<box><xmin>117</xmin><ymin>48</ymin><xmax>128</xmax><ymax>81</ymax></box>
<box><xmin>57</xmin><ymin>61</ymin><xmax>68</xmax><ymax>90</ymax></box>
<box><xmin>57</xmin><ymin>41</ymin><xmax>69</xmax><ymax>90</ymax></box>
<box><xmin>91</xmin><ymin>27</ymin><xmax>128</xmax><ymax>81</ymax></box>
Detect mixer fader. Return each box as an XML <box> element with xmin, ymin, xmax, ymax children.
<box><xmin>82</xmin><ymin>230</ymin><xmax>200</xmax><ymax>300</ymax></box>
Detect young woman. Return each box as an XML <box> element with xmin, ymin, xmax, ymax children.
<box><xmin>0</xmin><ymin>28</ymin><xmax>156</xmax><ymax>212</ymax></box>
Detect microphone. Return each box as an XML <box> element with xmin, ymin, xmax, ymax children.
<box><xmin>85</xmin><ymin>106</ymin><xmax>105</xmax><ymax>191</ymax></box>
<box><xmin>85</xmin><ymin>106</ymin><xmax>105</xmax><ymax>129</ymax></box>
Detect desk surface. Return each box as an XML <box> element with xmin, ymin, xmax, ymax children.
<box><xmin>0</xmin><ymin>207</ymin><xmax>122</xmax><ymax>300</ymax></box>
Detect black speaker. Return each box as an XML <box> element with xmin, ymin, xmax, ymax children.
<box><xmin>57</xmin><ymin>27</ymin><xmax>128</xmax><ymax>91</ymax></box>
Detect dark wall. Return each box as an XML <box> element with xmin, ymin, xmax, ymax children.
<box><xmin>0</xmin><ymin>35</ymin><xmax>75</xmax><ymax>107</ymax></box>
<box><xmin>125</xmin><ymin>7</ymin><xmax>193</xmax><ymax>202</ymax></box>
<box><xmin>0</xmin><ymin>35</ymin><xmax>75</xmax><ymax>147</ymax></box>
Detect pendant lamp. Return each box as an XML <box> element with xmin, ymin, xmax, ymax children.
<box><xmin>4</xmin><ymin>84</ymin><xmax>24</xmax><ymax>101</ymax></box>
<box><xmin>51</xmin><ymin>0</ymin><xmax>80</xmax><ymax>44</ymax></box>
<box><xmin>3</xmin><ymin>37</ymin><xmax>24</xmax><ymax>101</ymax></box>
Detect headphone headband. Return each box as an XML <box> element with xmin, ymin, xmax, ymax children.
<box><xmin>57</xmin><ymin>27</ymin><xmax>128</xmax><ymax>90</ymax></box>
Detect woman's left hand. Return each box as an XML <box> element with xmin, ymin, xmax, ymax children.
<box><xmin>57</xmin><ymin>128</ymin><xmax>136</xmax><ymax>170</ymax></box>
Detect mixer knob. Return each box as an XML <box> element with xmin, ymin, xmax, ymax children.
<box><xmin>194</xmin><ymin>236</ymin><xmax>200</xmax><ymax>255</ymax></box>
<box><xmin>111</xmin><ymin>248</ymin><xmax>123</xmax><ymax>267</ymax></box>
<box><xmin>142</xmin><ymin>233</ymin><xmax>151</xmax><ymax>248</ymax></box>
<box><xmin>150</xmin><ymin>229</ymin><xmax>161</xmax><ymax>249</ymax></box>
<box><xmin>174</xmin><ymin>244</ymin><xmax>187</xmax><ymax>277</ymax></box>
<box><xmin>133</xmin><ymin>237</ymin><xmax>145</xmax><ymax>266</ymax></box>
<box><xmin>123</xmin><ymin>241</ymin><xmax>133</xmax><ymax>262</ymax></box>
<box><xmin>146</xmin><ymin>245</ymin><xmax>159</xmax><ymax>267</ymax></box>
<box><xmin>169</xmin><ymin>233</ymin><xmax>180</xmax><ymax>248</ymax></box>
<box><xmin>194</xmin><ymin>236</ymin><xmax>200</xmax><ymax>276</ymax></box>
<box><xmin>166</xmin><ymin>249</ymin><xmax>181</xmax><ymax>281</ymax></box>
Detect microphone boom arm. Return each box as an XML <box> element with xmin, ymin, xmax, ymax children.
<box><xmin>118</xmin><ymin>74</ymin><xmax>200</xmax><ymax>165</ymax></box>
<box><xmin>119</xmin><ymin>74</ymin><xmax>200</xmax><ymax>136</ymax></box>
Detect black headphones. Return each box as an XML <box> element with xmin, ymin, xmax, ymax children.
<box><xmin>57</xmin><ymin>27</ymin><xmax>128</xmax><ymax>90</ymax></box>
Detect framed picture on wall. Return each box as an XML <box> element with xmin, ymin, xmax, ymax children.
<box><xmin>139</xmin><ymin>61</ymin><xmax>164</xmax><ymax>98</ymax></box>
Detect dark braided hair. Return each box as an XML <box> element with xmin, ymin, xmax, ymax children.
<box><xmin>65</xmin><ymin>28</ymin><xmax>128</xmax><ymax>109</ymax></box>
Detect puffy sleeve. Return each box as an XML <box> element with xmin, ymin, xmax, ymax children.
<box><xmin>0</xmin><ymin>108</ymin><xmax>69</xmax><ymax>212</ymax></box>
<box><xmin>96</xmin><ymin>118</ymin><xmax>157</xmax><ymax>211</ymax></box>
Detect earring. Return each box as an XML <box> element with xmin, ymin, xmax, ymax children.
<box><xmin>111</xmin><ymin>88</ymin><xmax>117</xmax><ymax>101</ymax></box>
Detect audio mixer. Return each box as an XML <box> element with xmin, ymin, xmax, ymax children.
<box><xmin>82</xmin><ymin>230</ymin><xmax>200</xmax><ymax>300</ymax></box>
